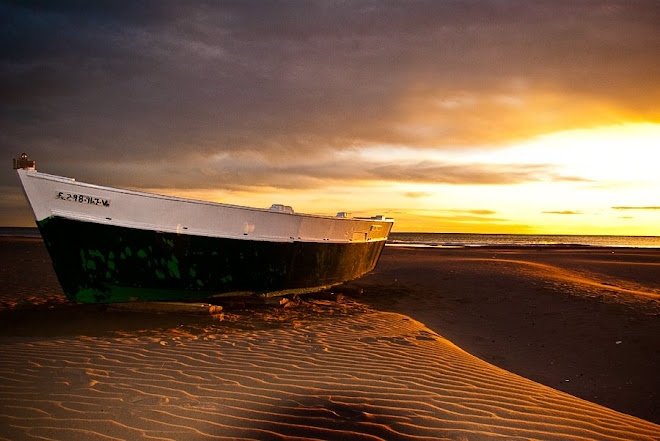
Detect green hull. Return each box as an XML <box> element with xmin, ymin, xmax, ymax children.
<box><xmin>36</xmin><ymin>216</ymin><xmax>387</xmax><ymax>303</ymax></box>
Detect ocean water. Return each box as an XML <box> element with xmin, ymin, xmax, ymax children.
<box><xmin>2</xmin><ymin>227</ymin><xmax>659</xmax><ymax>249</ymax></box>
<box><xmin>0</xmin><ymin>227</ymin><xmax>41</xmax><ymax>238</ymax></box>
<box><xmin>388</xmin><ymin>232</ymin><xmax>660</xmax><ymax>249</ymax></box>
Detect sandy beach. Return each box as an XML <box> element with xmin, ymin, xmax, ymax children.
<box><xmin>0</xmin><ymin>238</ymin><xmax>658</xmax><ymax>440</ymax></box>
<box><xmin>351</xmin><ymin>246</ymin><xmax>660</xmax><ymax>424</ymax></box>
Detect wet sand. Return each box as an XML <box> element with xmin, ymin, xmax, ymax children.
<box><xmin>350</xmin><ymin>246</ymin><xmax>660</xmax><ymax>424</ymax></box>
<box><xmin>0</xmin><ymin>237</ymin><xmax>658</xmax><ymax>440</ymax></box>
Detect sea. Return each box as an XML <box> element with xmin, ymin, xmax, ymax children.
<box><xmin>0</xmin><ymin>227</ymin><xmax>42</xmax><ymax>238</ymax></box>
<box><xmin>1</xmin><ymin>227</ymin><xmax>659</xmax><ymax>249</ymax></box>
<box><xmin>388</xmin><ymin>232</ymin><xmax>660</xmax><ymax>249</ymax></box>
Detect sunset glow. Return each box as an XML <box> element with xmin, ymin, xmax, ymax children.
<box><xmin>2</xmin><ymin>2</ymin><xmax>659</xmax><ymax>236</ymax></box>
<box><xmin>141</xmin><ymin>122</ymin><xmax>660</xmax><ymax>235</ymax></box>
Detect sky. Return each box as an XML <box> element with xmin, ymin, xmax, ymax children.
<box><xmin>2</xmin><ymin>0</ymin><xmax>659</xmax><ymax>235</ymax></box>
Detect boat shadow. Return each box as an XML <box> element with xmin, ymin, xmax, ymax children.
<box><xmin>0</xmin><ymin>302</ymin><xmax>222</xmax><ymax>338</ymax></box>
<box><xmin>0</xmin><ymin>292</ymin><xmax>360</xmax><ymax>339</ymax></box>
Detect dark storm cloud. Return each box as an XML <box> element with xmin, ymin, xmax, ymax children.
<box><xmin>2</xmin><ymin>0</ymin><xmax>659</xmax><ymax>223</ymax></box>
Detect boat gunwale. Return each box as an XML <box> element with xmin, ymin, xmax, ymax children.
<box><xmin>46</xmin><ymin>210</ymin><xmax>390</xmax><ymax>244</ymax></box>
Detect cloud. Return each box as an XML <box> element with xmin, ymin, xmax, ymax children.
<box><xmin>611</xmin><ymin>206</ymin><xmax>660</xmax><ymax>210</ymax></box>
<box><xmin>385</xmin><ymin>208</ymin><xmax>507</xmax><ymax>223</ymax></box>
<box><xmin>370</xmin><ymin>162</ymin><xmax>588</xmax><ymax>186</ymax></box>
<box><xmin>2</xmin><ymin>1</ymin><xmax>659</xmax><ymax>165</ymax></box>
<box><xmin>77</xmin><ymin>155</ymin><xmax>584</xmax><ymax>191</ymax></box>
<box><xmin>2</xmin><ymin>1</ymin><xmax>659</xmax><ymax>226</ymax></box>
<box><xmin>450</xmin><ymin>209</ymin><xmax>497</xmax><ymax>216</ymax></box>
<box><xmin>404</xmin><ymin>192</ymin><xmax>432</xmax><ymax>198</ymax></box>
<box><xmin>542</xmin><ymin>211</ymin><xmax>583</xmax><ymax>215</ymax></box>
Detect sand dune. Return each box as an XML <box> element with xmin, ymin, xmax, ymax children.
<box><xmin>0</xmin><ymin>302</ymin><xmax>658</xmax><ymax>441</ymax></box>
<box><xmin>440</xmin><ymin>256</ymin><xmax>660</xmax><ymax>301</ymax></box>
<box><xmin>351</xmin><ymin>247</ymin><xmax>660</xmax><ymax>424</ymax></box>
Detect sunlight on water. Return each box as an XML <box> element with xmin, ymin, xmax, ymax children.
<box><xmin>388</xmin><ymin>233</ymin><xmax>660</xmax><ymax>249</ymax></box>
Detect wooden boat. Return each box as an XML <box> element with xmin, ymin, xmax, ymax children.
<box><xmin>14</xmin><ymin>154</ymin><xmax>393</xmax><ymax>303</ymax></box>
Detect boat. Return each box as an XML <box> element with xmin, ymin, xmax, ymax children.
<box><xmin>13</xmin><ymin>154</ymin><xmax>393</xmax><ymax>304</ymax></box>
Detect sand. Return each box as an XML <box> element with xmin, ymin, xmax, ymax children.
<box><xmin>350</xmin><ymin>246</ymin><xmax>660</xmax><ymax>424</ymax></box>
<box><xmin>0</xmin><ymin>238</ymin><xmax>658</xmax><ymax>440</ymax></box>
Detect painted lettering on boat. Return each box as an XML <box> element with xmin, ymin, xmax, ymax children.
<box><xmin>56</xmin><ymin>191</ymin><xmax>110</xmax><ymax>207</ymax></box>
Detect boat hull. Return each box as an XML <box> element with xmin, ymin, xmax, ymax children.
<box><xmin>15</xmin><ymin>165</ymin><xmax>392</xmax><ymax>303</ymax></box>
<box><xmin>37</xmin><ymin>216</ymin><xmax>387</xmax><ymax>303</ymax></box>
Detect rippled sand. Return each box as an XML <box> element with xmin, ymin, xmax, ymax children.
<box><xmin>0</xmin><ymin>238</ymin><xmax>658</xmax><ymax>440</ymax></box>
<box><xmin>1</xmin><ymin>306</ymin><xmax>658</xmax><ymax>441</ymax></box>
